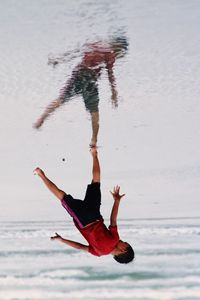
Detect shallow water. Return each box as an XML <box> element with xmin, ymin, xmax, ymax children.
<box><xmin>1</xmin><ymin>0</ymin><xmax>200</xmax><ymax>299</ymax></box>
<box><xmin>1</xmin><ymin>219</ymin><xmax>200</xmax><ymax>300</ymax></box>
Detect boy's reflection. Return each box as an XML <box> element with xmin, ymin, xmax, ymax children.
<box><xmin>34</xmin><ymin>36</ymin><xmax>128</xmax><ymax>147</ymax></box>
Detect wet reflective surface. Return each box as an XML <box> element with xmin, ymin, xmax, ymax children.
<box><xmin>1</xmin><ymin>0</ymin><xmax>200</xmax><ymax>299</ymax></box>
<box><xmin>34</xmin><ymin>36</ymin><xmax>129</xmax><ymax>146</ymax></box>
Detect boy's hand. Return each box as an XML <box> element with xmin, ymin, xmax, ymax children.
<box><xmin>110</xmin><ymin>185</ymin><xmax>125</xmax><ymax>201</ymax></box>
<box><xmin>33</xmin><ymin>167</ymin><xmax>45</xmax><ymax>177</ymax></box>
<box><xmin>51</xmin><ymin>232</ymin><xmax>62</xmax><ymax>241</ymax></box>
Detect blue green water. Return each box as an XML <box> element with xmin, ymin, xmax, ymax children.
<box><xmin>0</xmin><ymin>219</ymin><xmax>200</xmax><ymax>300</ymax></box>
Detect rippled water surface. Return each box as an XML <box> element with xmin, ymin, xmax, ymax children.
<box><xmin>1</xmin><ymin>0</ymin><xmax>200</xmax><ymax>299</ymax></box>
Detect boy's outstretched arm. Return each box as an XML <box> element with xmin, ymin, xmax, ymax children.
<box><xmin>110</xmin><ymin>186</ymin><xmax>125</xmax><ymax>226</ymax></box>
<box><xmin>51</xmin><ymin>233</ymin><xmax>89</xmax><ymax>252</ymax></box>
<box><xmin>34</xmin><ymin>167</ymin><xmax>65</xmax><ymax>200</ymax></box>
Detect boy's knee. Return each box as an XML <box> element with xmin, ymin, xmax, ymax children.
<box><xmin>92</xmin><ymin>175</ymin><xmax>100</xmax><ymax>183</ymax></box>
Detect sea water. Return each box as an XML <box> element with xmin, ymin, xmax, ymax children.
<box><xmin>0</xmin><ymin>219</ymin><xmax>200</xmax><ymax>300</ymax></box>
<box><xmin>1</xmin><ymin>0</ymin><xmax>200</xmax><ymax>299</ymax></box>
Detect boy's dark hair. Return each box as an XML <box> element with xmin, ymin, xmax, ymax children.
<box><xmin>111</xmin><ymin>36</ymin><xmax>129</xmax><ymax>57</ymax></box>
<box><xmin>113</xmin><ymin>244</ymin><xmax>134</xmax><ymax>264</ymax></box>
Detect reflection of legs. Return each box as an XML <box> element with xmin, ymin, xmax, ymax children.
<box><xmin>90</xmin><ymin>111</ymin><xmax>99</xmax><ymax>147</ymax></box>
<box><xmin>33</xmin><ymin>75</ymin><xmax>77</xmax><ymax>129</ymax></box>
<box><xmin>81</xmin><ymin>71</ymin><xmax>100</xmax><ymax>147</ymax></box>
<box><xmin>90</xmin><ymin>148</ymin><xmax>100</xmax><ymax>183</ymax></box>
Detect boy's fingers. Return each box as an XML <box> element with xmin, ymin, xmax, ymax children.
<box><xmin>116</xmin><ymin>186</ymin><xmax>119</xmax><ymax>192</ymax></box>
<box><xmin>51</xmin><ymin>233</ymin><xmax>60</xmax><ymax>240</ymax></box>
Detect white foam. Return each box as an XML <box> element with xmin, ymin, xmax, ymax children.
<box><xmin>1</xmin><ymin>287</ymin><xmax>200</xmax><ymax>300</ymax></box>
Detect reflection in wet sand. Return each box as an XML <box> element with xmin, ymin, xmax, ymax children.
<box><xmin>34</xmin><ymin>36</ymin><xmax>128</xmax><ymax>147</ymax></box>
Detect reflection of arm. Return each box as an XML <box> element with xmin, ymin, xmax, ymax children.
<box><xmin>106</xmin><ymin>59</ymin><xmax>118</xmax><ymax>108</ymax></box>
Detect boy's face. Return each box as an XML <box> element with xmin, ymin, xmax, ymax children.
<box><xmin>113</xmin><ymin>47</ymin><xmax>126</xmax><ymax>59</ymax></box>
<box><xmin>112</xmin><ymin>240</ymin><xmax>129</xmax><ymax>256</ymax></box>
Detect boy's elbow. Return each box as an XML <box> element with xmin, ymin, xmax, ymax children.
<box><xmin>80</xmin><ymin>245</ymin><xmax>89</xmax><ymax>252</ymax></box>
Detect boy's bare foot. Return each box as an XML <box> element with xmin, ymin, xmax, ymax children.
<box><xmin>90</xmin><ymin>147</ymin><xmax>98</xmax><ymax>157</ymax></box>
<box><xmin>33</xmin><ymin>118</ymin><xmax>44</xmax><ymax>129</ymax></box>
<box><xmin>33</xmin><ymin>167</ymin><xmax>45</xmax><ymax>177</ymax></box>
<box><xmin>90</xmin><ymin>138</ymin><xmax>97</xmax><ymax>148</ymax></box>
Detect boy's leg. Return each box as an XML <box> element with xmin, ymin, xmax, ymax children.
<box><xmin>80</xmin><ymin>148</ymin><xmax>102</xmax><ymax>226</ymax></box>
<box><xmin>34</xmin><ymin>168</ymin><xmax>65</xmax><ymax>201</ymax></box>
<box><xmin>90</xmin><ymin>147</ymin><xmax>100</xmax><ymax>183</ymax></box>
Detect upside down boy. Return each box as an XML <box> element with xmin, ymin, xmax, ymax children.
<box><xmin>34</xmin><ymin>148</ymin><xmax>134</xmax><ymax>264</ymax></box>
